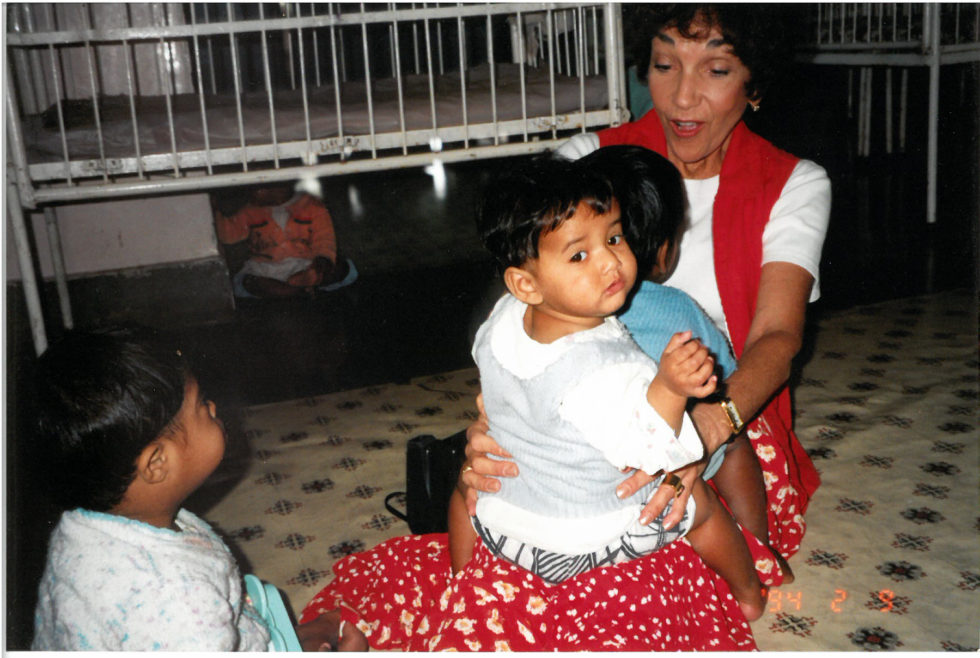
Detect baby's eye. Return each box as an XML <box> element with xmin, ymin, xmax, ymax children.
<box><xmin>608</xmin><ymin>234</ymin><xmax>624</xmax><ymax>246</ymax></box>
<box><xmin>570</xmin><ymin>251</ymin><xmax>587</xmax><ymax>263</ymax></box>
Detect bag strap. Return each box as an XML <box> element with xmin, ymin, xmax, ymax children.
<box><xmin>384</xmin><ymin>491</ymin><xmax>408</xmax><ymax>523</ymax></box>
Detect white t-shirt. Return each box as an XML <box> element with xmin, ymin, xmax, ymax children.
<box><xmin>556</xmin><ymin>133</ymin><xmax>831</xmax><ymax>338</ymax></box>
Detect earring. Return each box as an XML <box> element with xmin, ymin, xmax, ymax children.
<box><xmin>749</xmin><ymin>100</ymin><xmax>761</xmax><ymax>113</ymax></box>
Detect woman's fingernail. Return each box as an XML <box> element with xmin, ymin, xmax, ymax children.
<box><xmin>505</xmin><ymin>465</ymin><xmax>519</xmax><ymax>477</ymax></box>
<box><xmin>639</xmin><ymin>514</ymin><xmax>651</xmax><ymax>525</ymax></box>
<box><xmin>616</xmin><ymin>486</ymin><xmax>627</xmax><ymax>499</ymax></box>
<box><xmin>489</xmin><ymin>481</ymin><xmax>501</xmax><ymax>492</ymax></box>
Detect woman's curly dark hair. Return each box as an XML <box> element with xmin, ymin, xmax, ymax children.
<box><xmin>625</xmin><ymin>4</ymin><xmax>800</xmax><ymax>100</ymax></box>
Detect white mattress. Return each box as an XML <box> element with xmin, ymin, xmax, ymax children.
<box><xmin>25</xmin><ymin>63</ymin><xmax>608</xmax><ymax>163</ymax></box>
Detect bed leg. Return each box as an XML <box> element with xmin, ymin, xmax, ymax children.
<box><xmin>6</xmin><ymin>179</ymin><xmax>48</xmax><ymax>355</ymax></box>
<box><xmin>43</xmin><ymin>206</ymin><xmax>73</xmax><ymax>329</ymax></box>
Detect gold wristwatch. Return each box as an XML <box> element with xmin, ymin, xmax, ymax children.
<box><xmin>719</xmin><ymin>397</ymin><xmax>745</xmax><ymax>434</ymax></box>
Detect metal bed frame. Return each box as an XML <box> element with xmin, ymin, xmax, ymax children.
<box><xmin>5</xmin><ymin>2</ymin><xmax>628</xmax><ymax>355</ymax></box>
<box><xmin>797</xmin><ymin>3</ymin><xmax>980</xmax><ymax>224</ymax></box>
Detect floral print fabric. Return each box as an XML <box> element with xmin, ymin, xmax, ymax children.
<box><xmin>300</xmin><ymin>412</ymin><xmax>807</xmax><ymax>651</ymax></box>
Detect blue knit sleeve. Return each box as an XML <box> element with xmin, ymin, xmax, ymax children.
<box><xmin>619</xmin><ymin>283</ymin><xmax>737</xmax><ymax>379</ymax></box>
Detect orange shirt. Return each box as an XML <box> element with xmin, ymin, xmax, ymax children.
<box><xmin>215</xmin><ymin>193</ymin><xmax>337</xmax><ymax>263</ymax></box>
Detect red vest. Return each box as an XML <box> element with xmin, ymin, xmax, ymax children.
<box><xmin>599</xmin><ymin>111</ymin><xmax>820</xmax><ymax>502</ymax></box>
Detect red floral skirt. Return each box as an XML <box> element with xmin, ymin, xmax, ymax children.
<box><xmin>301</xmin><ymin>407</ymin><xmax>819</xmax><ymax>651</ymax></box>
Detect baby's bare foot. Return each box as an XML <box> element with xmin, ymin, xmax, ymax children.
<box><xmin>738</xmin><ymin>585</ymin><xmax>768</xmax><ymax>622</ymax></box>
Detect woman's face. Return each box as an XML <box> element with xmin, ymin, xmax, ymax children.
<box><xmin>646</xmin><ymin>24</ymin><xmax>753</xmax><ymax>179</ymax></box>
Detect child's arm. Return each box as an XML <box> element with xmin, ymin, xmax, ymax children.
<box><xmin>647</xmin><ymin>330</ymin><xmax>718</xmax><ymax>433</ymax></box>
<box><xmin>448</xmin><ymin>488</ymin><xmax>477</xmax><ymax>574</ymax></box>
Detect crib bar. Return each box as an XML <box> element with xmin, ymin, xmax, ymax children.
<box><xmin>457</xmin><ymin>11</ymin><xmax>470</xmax><ymax>148</ymax></box>
<box><xmin>577</xmin><ymin>7</ymin><xmax>586</xmax><ymax>122</ymax></box>
<box><xmin>189</xmin><ymin>12</ymin><xmax>213</xmax><ymax>174</ymax></box>
<box><xmin>393</xmin><ymin>10</ymin><xmax>409</xmax><ymax>155</ymax></box>
<box><xmin>425</xmin><ymin>15</ymin><xmax>438</xmax><ymax>134</ymax></box>
<box><xmin>437</xmin><ymin>18</ymin><xmax>444</xmax><ymax>75</ymax></box>
<box><xmin>122</xmin><ymin>39</ymin><xmax>146</xmax><ymax>179</ymax></box>
<box><xmin>46</xmin><ymin>44</ymin><xmax>73</xmax><ymax>186</ymax></box>
<box><xmin>328</xmin><ymin>13</ymin><xmax>345</xmax><ymax>154</ymax></box>
<box><xmin>291</xmin><ymin>4</ymin><xmax>313</xmax><ymax>164</ymax></box>
<box><xmin>337</xmin><ymin>6</ymin><xmax>347</xmax><ymax>83</ymax></box>
<box><xmin>360</xmin><ymin>5</ymin><xmax>378</xmax><ymax>157</ymax></box>
<box><xmin>258</xmin><ymin>4</ymin><xmax>281</xmax><ymax>168</ymax></box>
<box><xmin>227</xmin><ymin>3</ymin><xmax>248</xmax><ymax>172</ymax></box>
<box><xmin>925</xmin><ymin>2</ymin><xmax>940</xmax><ymax>224</ymax></box>
<box><xmin>412</xmin><ymin>7</ymin><xmax>421</xmax><ymax>74</ymax></box>
<box><xmin>563</xmin><ymin>10</ymin><xmax>572</xmax><ymax>76</ymax></box>
<box><xmin>81</xmin><ymin>28</ymin><xmax>109</xmax><ymax>181</ymax></box>
<box><xmin>546</xmin><ymin>9</ymin><xmax>557</xmax><ymax>140</ymax></box>
<box><xmin>312</xmin><ymin>3</ymin><xmax>322</xmax><ymax>87</ymax></box>
<box><xmin>486</xmin><ymin>12</ymin><xmax>499</xmax><ymax>145</ymax></box>
<box><xmin>157</xmin><ymin>36</ymin><xmax>182</xmax><ymax>176</ymax></box>
<box><xmin>205</xmin><ymin>5</ymin><xmax>218</xmax><ymax>95</ymax></box>
<box><xmin>516</xmin><ymin>10</ymin><xmax>528</xmax><ymax>142</ymax></box>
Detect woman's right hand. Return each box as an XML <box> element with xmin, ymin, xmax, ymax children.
<box><xmin>458</xmin><ymin>394</ymin><xmax>518</xmax><ymax>516</ymax></box>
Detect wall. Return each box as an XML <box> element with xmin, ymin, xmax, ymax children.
<box><xmin>6</xmin><ymin>192</ymin><xmax>220</xmax><ymax>280</ymax></box>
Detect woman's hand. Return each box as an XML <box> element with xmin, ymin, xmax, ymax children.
<box><xmin>458</xmin><ymin>394</ymin><xmax>518</xmax><ymax>516</ymax></box>
<box><xmin>617</xmin><ymin>462</ymin><xmax>701</xmax><ymax>529</ymax></box>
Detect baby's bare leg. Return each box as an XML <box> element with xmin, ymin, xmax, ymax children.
<box><xmin>711</xmin><ymin>433</ymin><xmax>795</xmax><ymax>583</ymax></box>
<box><xmin>685</xmin><ymin>478</ymin><xmax>766</xmax><ymax>621</ymax></box>
<box><xmin>448</xmin><ymin>488</ymin><xmax>477</xmax><ymax>574</ymax></box>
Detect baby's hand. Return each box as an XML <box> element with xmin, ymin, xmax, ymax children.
<box><xmin>658</xmin><ymin>331</ymin><xmax>718</xmax><ymax>399</ymax></box>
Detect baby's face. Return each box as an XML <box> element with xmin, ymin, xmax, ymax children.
<box><xmin>167</xmin><ymin>377</ymin><xmax>227</xmax><ymax>499</ymax></box>
<box><xmin>527</xmin><ymin>201</ymin><xmax>637</xmax><ymax>323</ymax></box>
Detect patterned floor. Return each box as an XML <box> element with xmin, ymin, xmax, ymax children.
<box><xmin>193</xmin><ymin>289</ymin><xmax>978</xmax><ymax>651</ymax></box>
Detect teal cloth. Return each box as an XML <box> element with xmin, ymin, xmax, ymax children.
<box><xmin>627</xmin><ymin>66</ymin><xmax>653</xmax><ymax>120</ymax></box>
<box><xmin>619</xmin><ymin>282</ymin><xmax>737</xmax><ymax>480</ymax></box>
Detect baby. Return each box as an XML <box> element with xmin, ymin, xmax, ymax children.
<box><xmin>449</xmin><ymin>155</ymin><xmax>765</xmax><ymax>620</ymax></box>
<box><xmin>30</xmin><ymin>328</ymin><xmax>364</xmax><ymax>650</ymax></box>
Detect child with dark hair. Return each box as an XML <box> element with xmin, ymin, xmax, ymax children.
<box><xmin>31</xmin><ymin>329</ymin><xmax>363</xmax><ymax>651</ymax></box>
<box><xmin>214</xmin><ymin>183</ymin><xmax>356</xmax><ymax>298</ymax></box>
<box><xmin>448</xmin><ymin>154</ymin><xmax>765</xmax><ymax>620</ymax></box>
<box><xmin>582</xmin><ymin>145</ymin><xmax>738</xmax><ymax>483</ymax></box>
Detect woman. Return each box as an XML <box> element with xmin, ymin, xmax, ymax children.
<box><xmin>464</xmin><ymin>2</ymin><xmax>829</xmax><ymax>584</ymax></box>
<box><xmin>301</xmin><ymin>5</ymin><xmax>829</xmax><ymax>650</ymax></box>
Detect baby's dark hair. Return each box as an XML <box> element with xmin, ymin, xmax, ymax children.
<box><xmin>579</xmin><ymin>145</ymin><xmax>685</xmax><ymax>277</ymax></box>
<box><xmin>477</xmin><ymin>155</ymin><xmax>615</xmax><ymax>270</ymax></box>
<box><xmin>34</xmin><ymin>328</ymin><xmax>188</xmax><ymax>512</ymax></box>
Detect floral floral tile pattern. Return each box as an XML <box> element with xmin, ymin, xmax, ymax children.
<box><xmin>199</xmin><ymin>290</ymin><xmax>978</xmax><ymax>651</ymax></box>
<box><xmin>750</xmin><ymin>289</ymin><xmax>978</xmax><ymax>651</ymax></box>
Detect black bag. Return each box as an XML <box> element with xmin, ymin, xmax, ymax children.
<box><xmin>385</xmin><ymin>431</ymin><xmax>468</xmax><ymax>534</ymax></box>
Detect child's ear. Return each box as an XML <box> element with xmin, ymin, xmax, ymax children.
<box><xmin>135</xmin><ymin>441</ymin><xmax>170</xmax><ymax>485</ymax></box>
<box><xmin>503</xmin><ymin>266</ymin><xmax>543</xmax><ymax>305</ymax></box>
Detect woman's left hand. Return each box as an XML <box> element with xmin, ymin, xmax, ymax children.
<box><xmin>617</xmin><ymin>462</ymin><xmax>700</xmax><ymax>530</ymax></box>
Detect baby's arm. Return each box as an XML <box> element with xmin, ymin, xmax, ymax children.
<box><xmin>448</xmin><ymin>488</ymin><xmax>478</xmax><ymax>574</ymax></box>
<box><xmin>647</xmin><ymin>331</ymin><xmax>718</xmax><ymax>432</ymax></box>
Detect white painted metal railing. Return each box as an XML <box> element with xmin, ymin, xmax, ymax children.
<box><xmin>4</xmin><ymin>2</ymin><xmax>628</xmax><ymax>355</ymax></box>
<box><xmin>797</xmin><ymin>3</ymin><xmax>980</xmax><ymax>225</ymax></box>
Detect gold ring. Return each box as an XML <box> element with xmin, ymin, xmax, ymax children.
<box><xmin>663</xmin><ymin>473</ymin><xmax>685</xmax><ymax>498</ymax></box>
<box><xmin>461</xmin><ymin>465</ymin><xmax>474</xmax><ymax>475</ymax></box>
